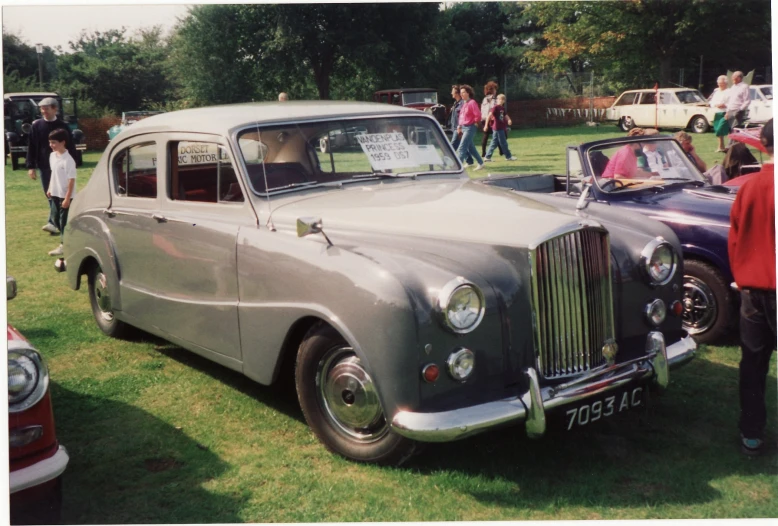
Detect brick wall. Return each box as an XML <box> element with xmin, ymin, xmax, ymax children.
<box><xmin>506</xmin><ymin>96</ymin><xmax>617</xmax><ymax>128</ymax></box>
<box><xmin>79</xmin><ymin>117</ymin><xmax>121</xmax><ymax>151</ymax></box>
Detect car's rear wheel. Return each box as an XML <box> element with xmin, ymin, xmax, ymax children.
<box><xmin>88</xmin><ymin>264</ymin><xmax>131</xmax><ymax>338</ymax></box>
<box><xmin>682</xmin><ymin>259</ymin><xmax>733</xmax><ymax>344</ymax></box>
<box><xmin>319</xmin><ymin>137</ymin><xmax>330</xmax><ymax>154</ymax></box>
<box><xmin>690</xmin><ymin>116</ymin><xmax>710</xmax><ymax>134</ymax></box>
<box><xmin>295</xmin><ymin>323</ymin><xmax>416</xmax><ymax>465</ymax></box>
<box><xmin>619</xmin><ymin>116</ymin><xmax>634</xmax><ymax>132</ymax></box>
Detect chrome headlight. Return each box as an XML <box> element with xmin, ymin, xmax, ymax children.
<box><xmin>447</xmin><ymin>348</ymin><xmax>475</xmax><ymax>382</ymax></box>
<box><xmin>8</xmin><ymin>346</ymin><xmax>49</xmax><ymax>413</ymax></box>
<box><xmin>437</xmin><ymin>277</ymin><xmax>485</xmax><ymax>334</ymax></box>
<box><xmin>640</xmin><ymin>237</ymin><xmax>677</xmax><ymax>286</ymax></box>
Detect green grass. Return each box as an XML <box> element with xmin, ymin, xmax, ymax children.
<box><xmin>5</xmin><ymin>131</ymin><xmax>776</xmax><ymax>523</ymax></box>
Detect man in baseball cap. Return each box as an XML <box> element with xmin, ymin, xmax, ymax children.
<box><xmin>26</xmin><ymin>97</ymin><xmax>77</xmax><ymax>234</ymax></box>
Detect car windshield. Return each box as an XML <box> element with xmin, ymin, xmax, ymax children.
<box><xmin>588</xmin><ymin>138</ymin><xmax>706</xmax><ymax>193</ymax></box>
<box><xmin>236</xmin><ymin>115</ymin><xmax>459</xmax><ymax>194</ymax></box>
<box><xmin>676</xmin><ymin>90</ymin><xmax>707</xmax><ymax>104</ymax></box>
<box><xmin>760</xmin><ymin>86</ymin><xmax>773</xmax><ymax>100</ymax></box>
<box><xmin>401</xmin><ymin>92</ymin><xmax>438</xmax><ymax>105</ymax></box>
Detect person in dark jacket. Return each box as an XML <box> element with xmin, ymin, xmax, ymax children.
<box><xmin>728</xmin><ymin>118</ymin><xmax>776</xmax><ymax>456</ymax></box>
<box><xmin>26</xmin><ymin>97</ymin><xmax>76</xmax><ymax>234</ymax></box>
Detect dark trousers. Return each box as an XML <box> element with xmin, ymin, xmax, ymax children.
<box><xmin>738</xmin><ymin>288</ymin><xmax>777</xmax><ymax>439</ymax></box>
<box><xmin>38</xmin><ymin>168</ymin><xmax>55</xmax><ymax>225</ymax></box>
<box><xmin>727</xmin><ymin>110</ymin><xmax>747</xmax><ymax>145</ymax></box>
<box><xmin>49</xmin><ymin>196</ymin><xmax>70</xmax><ymax>243</ymax></box>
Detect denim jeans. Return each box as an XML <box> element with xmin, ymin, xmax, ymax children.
<box><xmin>49</xmin><ymin>196</ymin><xmax>70</xmax><ymax>243</ymax></box>
<box><xmin>485</xmin><ymin>129</ymin><xmax>512</xmax><ymax>159</ymax></box>
<box><xmin>456</xmin><ymin>124</ymin><xmax>483</xmax><ymax>166</ymax></box>
<box><xmin>738</xmin><ymin>288</ymin><xmax>777</xmax><ymax>439</ymax></box>
<box><xmin>450</xmin><ymin>132</ymin><xmax>472</xmax><ymax>164</ymax></box>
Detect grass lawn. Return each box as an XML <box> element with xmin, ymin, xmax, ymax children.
<box><xmin>4</xmin><ymin>126</ymin><xmax>776</xmax><ymax>523</ymax></box>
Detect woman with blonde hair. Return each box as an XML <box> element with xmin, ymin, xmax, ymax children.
<box><xmin>710</xmin><ymin>75</ymin><xmax>731</xmax><ymax>152</ymax></box>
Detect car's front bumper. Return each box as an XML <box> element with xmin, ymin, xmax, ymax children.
<box><xmin>10</xmin><ymin>445</ymin><xmax>69</xmax><ymax>494</ymax></box>
<box><xmin>391</xmin><ymin>331</ymin><xmax>696</xmax><ymax>442</ymax></box>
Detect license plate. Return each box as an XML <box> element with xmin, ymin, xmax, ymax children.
<box><xmin>560</xmin><ymin>385</ymin><xmax>646</xmax><ymax>431</ymax></box>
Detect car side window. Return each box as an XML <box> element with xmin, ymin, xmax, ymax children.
<box><xmin>112</xmin><ymin>142</ymin><xmax>157</xmax><ymax>198</ymax></box>
<box><xmin>639</xmin><ymin>92</ymin><xmax>656</xmax><ymax>104</ymax></box>
<box><xmin>169</xmin><ymin>141</ymin><xmax>244</xmax><ymax>203</ymax></box>
<box><xmin>615</xmin><ymin>93</ymin><xmax>637</xmax><ymax>106</ymax></box>
<box><xmin>659</xmin><ymin>92</ymin><xmax>675</xmax><ymax>105</ymax></box>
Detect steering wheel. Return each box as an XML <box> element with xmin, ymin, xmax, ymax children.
<box><xmin>599</xmin><ymin>178</ymin><xmax>625</xmax><ymax>191</ymax></box>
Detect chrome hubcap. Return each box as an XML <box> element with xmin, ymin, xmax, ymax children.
<box><xmin>94</xmin><ymin>271</ymin><xmax>114</xmax><ymax>322</ymax></box>
<box><xmin>317</xmin><ymin>347</ymin><xmax>388</xmax><ymax>442</ymax></box>
<box><xmin>682</xmin><ymin>275</ymin><xmax>717</xmax><ymax>334</ymax></box>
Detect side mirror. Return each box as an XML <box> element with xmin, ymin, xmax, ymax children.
<box><xmin>7</xmin><ymin>276</ymin><xmax>17</xmax><ymax>300</ymax></box>
<box><xmin>297</xmin><ymin>217</ymin><xmax>323</xmax><ymax>238</ymax></box>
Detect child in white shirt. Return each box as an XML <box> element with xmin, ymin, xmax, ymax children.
<box><xmin>46</xmin><ymin>128</ymin><xmax>76</xmax><ymax>256</ymax></box>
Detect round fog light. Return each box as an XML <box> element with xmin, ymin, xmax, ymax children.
<box><xmin>447</xmin><ymin>348</ymin><xmax>475</xmax><ymax>382</ymax></box>
<box><xmin>645</xmin><ymin>299</ymin><xmax>667</xmax><ymax>326</ymax></box>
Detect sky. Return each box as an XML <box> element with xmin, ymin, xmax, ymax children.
<box><xmin>2</xmin><ymin>2</ymin><xmax>194</xmax><ymax>51</ymax></box>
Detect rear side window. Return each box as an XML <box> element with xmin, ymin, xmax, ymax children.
<box><xmin>639</xmin><ymin>92</ymin><xmax>656</xmax><ymax>104</ymax></box>
<box><xmin>112</xmin><ymin>142</ymin><xmax>157</xmax><ymax>198</ymax></box>
<box><xmin>615</xmin><ymin>93</ymin><xmax>637</xmax><ymax>106</ymax></box>
<box><xmin>168</xmin><ymin>141</ymin><xmax>244</xmax><ymax>203</ymax></box>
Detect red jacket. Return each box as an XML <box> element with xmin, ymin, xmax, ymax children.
<box><xmin>728</xmin><ymin>163</ymin><xmax>776</xmax><ymax>290</ymax></box>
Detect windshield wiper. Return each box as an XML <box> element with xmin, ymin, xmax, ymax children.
<box><xmin>268</xmin><ymin>181</ymin><xmax>320</xmax><ymax>191</ymax></box>
<box><xmin>662</xmin><ymin>178</ymin><xmax>705</xmax><ymax>186</ymax></box>
<box><xmin>351</xmin><ymin>172</ymin><xmax>402</xmax><ymax>179</ymax></box>
<box><xmin>608</xmin><ymin>181</ymin><xmax>643</xmax><ymax>192</ymax></box>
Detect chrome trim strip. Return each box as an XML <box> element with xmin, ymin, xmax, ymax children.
<box><xmin>392</xmin><ymin>333</ymin><xmax>693</xmax><ymax>442</ymax></box>
<box><xmin>9</xmin><ymin>445</ymin><xmax>69</xmax><ymax>494</ymax></box>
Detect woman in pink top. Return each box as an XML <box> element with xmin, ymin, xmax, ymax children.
<box><xmin>601</xmin><ymin>145</ymin><xmax>638</xmax><ymax>179</ymax></box>
<box><xmin>456</xmin><ymin>84</ymin><xmax>484</xmax><ymax>170</ymax></box>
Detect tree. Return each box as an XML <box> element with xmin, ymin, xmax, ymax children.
<box><xmin>54</xmin><ymin>27</ymin><xmax>175</xmax><ymax>113</ymax></box>
<box><xmin>2</xmin><ymin>30</ymin><xmax>58</xmax><ymax>91</ymax></box>
<box><xmin>170</xmin><ymin>3</ymin><xmax>442</xmax><ymax>104</ymax></box>
<box><xmin>522</xmin><ymin>0</ymin><xmax>772</xmax><ymax>89</ymax></box>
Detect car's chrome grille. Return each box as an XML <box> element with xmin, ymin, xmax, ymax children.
<box><xmin>529</xmin><ymin>227</ymin><xmax>615</xmax><ymax>379</ymax></box>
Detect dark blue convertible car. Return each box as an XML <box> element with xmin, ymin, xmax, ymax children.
<box><xmin>481</xmin><ymin>135</ymin><xmax>735</xmax><ymax>344</ymax></box>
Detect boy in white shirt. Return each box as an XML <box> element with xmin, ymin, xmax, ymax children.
<box><xmin>46</xmin><ymin>128</ymin><xmax>76</xmax><ymax>256</ymax></box>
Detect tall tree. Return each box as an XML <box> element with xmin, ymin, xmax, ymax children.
<box><xmin>2</xmin><ymin>30</ymin><xmax>58</xmax><ymax>91</ymax></box>
<box><xmin>55</xmin><ymin>27</ymin><xmax>174</xmax><ymax>113</ymax></box>
<box><xmin>523</xmin><ymin>0</ymin><xmax>771</xmax><ymax>89</ymax></box>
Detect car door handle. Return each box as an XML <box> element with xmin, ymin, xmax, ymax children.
<box><xmin>152</xmin><ymin>214</ymin><xmax>167</xmax><ymax>223</ymax></box>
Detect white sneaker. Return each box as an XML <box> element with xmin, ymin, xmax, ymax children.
<box><xmin>473</xmin><ymin>164</ymin><xmax>484</xmax><ymax>171</ymax></box>
<box><xmin>484</xmin><ymin>158</ymin><xmax>493</xmax><ymax>162</ymax></box>
<box><xmin>48</xmin><ymin>244</ymin><xmax>63</xmax><ymax>257</ymax></box>
<box><xmin>42</xmin><ymin>223</ymin><xmax>60</xmax><ymax>234</ymax></box>
<box><xmin>507</xmin><ymin>156</ymin><xmax>518</xmax><ymax>161</ymax></box>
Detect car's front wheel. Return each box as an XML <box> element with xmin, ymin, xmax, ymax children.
<box><xmin>690</xmin><ymin>116</ymin><xmax>710</xmax><ymax>134</ymax></box>
<box><xmin>682</xmin><ymin>259</ymin><xmax>733</xmax><ymax>344</ymax></box>
<box><xmin>88</xmin><ymin>264</ymin><xmax>132</xmax><ymax>338</ymax></box>
<box><xmin>295</xmin><ymin>323</ymin><xmax>416</xmax><ymax>465</ymax></box>
<box><xmin>319</xmin><ymin>137</ymin><xmax>330</xmax><ymax>154</ymax></box>
<box><xmin>619</xmin><ymin>116</ymin><xmax>634</xmax><ymax>132</ymax></box>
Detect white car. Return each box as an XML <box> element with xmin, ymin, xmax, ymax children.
<box><xmin>746</xmin><ymin>84</ymin><xmax>773</xmax><ymax>124</ymax></box>
<box><xmin>605</xmin><ymin>88</ymin><xmax>718</xmax><ymax>133</ymax></box>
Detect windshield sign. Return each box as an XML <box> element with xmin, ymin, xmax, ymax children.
<box><xmin>589</xmin><ymin>139</ymin><xmax>705</xmax><ymax>193</ymax></box>
<box><xmin>401</xmin><ymin>92</ymin><xmax>438</xmax><ymax>105</ymax></box>
<box><xmin>236</xmin><ymin>116</ymin><xmax>458</xmax><ymax>194</ymax></box>
<box><xmin>676</xmin><ymin>90</ymin><xmax>707</xmax><ymax>104</ymax></box>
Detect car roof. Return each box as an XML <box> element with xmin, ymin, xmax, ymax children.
<box><xmin>116</xmin><ymin>101</ymin><xmax>425</xmax><ymax>139</ymax></box>
<box><xmin>4</xmin><ymin>92</ymin><xmax>59</xmax><ymax>101</ymax></box>
<box><xmin>619</xmin><ymin>88</ymin><xmax>700</xmax><ymax>94</ymax></box>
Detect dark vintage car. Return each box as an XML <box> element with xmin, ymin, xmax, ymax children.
<box><xmin>57</xmin><ymin>102</ymin><xmax>695</xmax><ymax>465</ymax></box>
<box><xmin>7</xmin><ymin>277</ymin><xmax>69</xmax><ymax>523</ymax></box>
<box><xmin>373</xmin><ymin>88</ymin><xmax>448</xmax><ymax>131</ymax></box>
<box><xmin>4</xmin><ymin>92</ymin><xmax>86</xmax><ymax>169</ymax></box>
<box><xmin>481</xmin><ymin>134</ymin><xmax>736</xmax><ymax>344</ymax></box>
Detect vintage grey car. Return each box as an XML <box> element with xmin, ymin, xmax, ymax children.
<box><xmin>59</xmin><ymin>102</ymin><xmax>696</xmax><ymax>465</ymax></box>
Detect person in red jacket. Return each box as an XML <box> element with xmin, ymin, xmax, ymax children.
<box><xmin>728</xmin><ymin>118</ymin><xmax>776</xmax><ymax>456</ymax></box>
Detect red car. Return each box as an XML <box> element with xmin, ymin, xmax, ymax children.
<box><xmin>7</xmin><ymin>277</ymin><xmax>69</xmax><ymax>524</ymax></box>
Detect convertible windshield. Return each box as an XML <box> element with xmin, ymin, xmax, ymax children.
<box><xmin>676</xmin><ymin>90</ymin><xmax>707</xmax><ymax>104</ymax></box>
<box><xmin>236</xmin><ymin>115</ymin><xmax>459</xmax><ymax>194</ymax></box>
<box><xmin>589</xmin><ymin>138</ymin><xmax>706</xmax><ymax>193</ymax></box>
<box><xmin>402</xmin><ymin>92</ymin><xmax>438</xmax><ymax>105</ymax></box>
